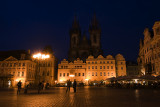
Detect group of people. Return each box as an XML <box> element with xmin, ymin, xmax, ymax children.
<box><xmin>17</xmin><ymin>80</ymin><xmax>46</xmax><ymax>94</ymax></box>
<box><xmin>66</xmin><ymin>79</ymin><xmax>77</xmax><ymax>93</ymax></box>
<box><xmin>17</xmin><ymin>79</ymin><xmax>77</xmax><ymax>95</ymax></box>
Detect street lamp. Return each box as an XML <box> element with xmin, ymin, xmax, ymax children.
<box><xmin>32</xmin><ymin>53</ymin><xmax>50</xmax><ymax>84</ymax></box>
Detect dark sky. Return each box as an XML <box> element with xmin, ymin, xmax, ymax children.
<box><xmin>0</xmin><ymin>0</ymin><xmax>160</xmax><ymax>61</ymax></box>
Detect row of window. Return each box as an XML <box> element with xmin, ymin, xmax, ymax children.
<box><xmin>144</xmin><ymin>42</ymin><xmax>160</xmax><ymax>54</ymax></box>
<box><xmin>61</xmin><ymin>66</ymin><xmax>83</xmax><ymax>69</ymax></box>
<box><xmin>40</xmin><ymin>71</ymin><xmax>50</xmax><ymax>76</ymax></box>
<box><xmin>39</xmin><ymin>63</ymin><xmax>52</xmax><ymax>67</ymax></box>
<box><xmin>0</xmin><ymin>63</ymin><xmax>26</xmax><ymax>67</ymax></box>
<box><xmin>59</xmin><ymin>73</ymin><xmax>85</xmax><ymax>77</ymax></box>
<box><xmin>88</xmin><ymin>61</ymin><xmax>114</xmax><ymax>64</ymax></box>
<box><xmin>88</xmin><ymin>66</ymin><xmax>114</xmax><ymax>70</ymax></box>
<box><xmin>59</xmin><ymin>72</ymin><xmax>114</xmax><ymax>77</ymax></box>
<box><xmin>10</xmin><ymin>71</ymin><xmax>24</xmax><ymax>77</ymax></box>
<box><xmin>145</xmin><ymin>53</ymin><xmax>160</xmax><ymax>63</ymax></box>
<box><xmin>88</xmin><ymin>72</ymin><xmax>114</xmax><ymax>76</ymax></box>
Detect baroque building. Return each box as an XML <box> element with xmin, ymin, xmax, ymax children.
<box><xmin>0</xmin><ymin>50</ymin><xmax>36</xmax><ymax>87</ymax></box>
<box><xmin>68</xmin><ymin>15</ymin><xmax>103</xmax><ymax>61</ymax></box>
<box><xmin>137</xmin><ymin>21</ymin><xmax>160</xmax><ymax>76</ymax></box>
<box><xmin>58</xmin><ymin>54</ymin><xmax>126</xmax><ymax>84</ymax></box>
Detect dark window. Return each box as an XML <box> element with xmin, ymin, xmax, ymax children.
<box><xmin>22</xmin><ymin>72</ymin><xmax>24</xmax><ymax>76</ymax></box>
<box><xmin>60</xmin><ymin>73</ymin><xmax>62</xmax><ymax>77</ymax></box>
<box><xmin>82</xmin><ymin>73</ymin><xmax>85</xmax><ymax>76</ymax></box>
<box><xmin>47</xmin><ymin>71</ymin><xmax>49</xmax><ymax>76</ymax></box>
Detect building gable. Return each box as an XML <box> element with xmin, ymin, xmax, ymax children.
<box><xmin>4</xmin><ymin>56</ymin><xmax>18</xmax><ymax>61</ymax></box>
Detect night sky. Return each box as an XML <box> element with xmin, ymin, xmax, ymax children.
<box><xmin>1</xmin><ymin>0</ymin><xmax>160</xmax><ymax>61</ymax></box>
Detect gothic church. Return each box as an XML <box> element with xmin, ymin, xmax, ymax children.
<box><xmin>68</xmin><ymin>15</ymin><xmax>103</xmax><ymax>62</ymax></box>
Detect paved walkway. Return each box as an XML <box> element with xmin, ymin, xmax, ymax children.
<box><xmin>0</xmin><ymin>86</ymin><xmax>160</xmax><ymax>107</ymax></box>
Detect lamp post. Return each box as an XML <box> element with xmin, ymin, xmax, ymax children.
<box><xmin>33</xmin><ymin>53</ymin><xmax>50</xmax><ymax>84</ymax></box>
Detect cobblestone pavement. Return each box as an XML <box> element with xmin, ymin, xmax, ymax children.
<box><xmin>0</xmin><ymin>86</ymin><xmax>160</xmax><ymax>107</ymax></box>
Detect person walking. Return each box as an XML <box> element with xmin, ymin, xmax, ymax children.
<box><xmin>73</xmin><ymin>79</ymin><xmax>77</xmax><ymax>93</ymax></box>
<box><xmin>38</xmin><ymin>82</ymin><xmax>42</xmax><ymax>94</ymax></box>
<box><xmin>17</xmin><ymin>80</ymin><xmax>22</xmax><ymax>95</ymax></box>
<box><xmin>66</xmin><ymin>79</ymin><xmax>71</xmax><ymax>93</ymax></box>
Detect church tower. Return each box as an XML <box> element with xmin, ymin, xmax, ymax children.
<box><xmin>89</xmin><ymin>14</ymin><xmax>103</xmax><ymax>57</ymax></box>
<box><xmin>68</xmin><ymin>16</ymin><xmax>81</xmax><ymax>61</ymax></box>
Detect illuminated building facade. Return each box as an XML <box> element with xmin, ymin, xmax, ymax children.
<box><xmin>32</xmin><ymin>53</ymin><xmax>57</xmax><ymax>86</ymax></box>
<box><xmin>137</xmin><ymin>21</ymin><xmax>160</xmax><ymax>76</ymax></box>
<box><xmin>58</xmin><ymin>54</ymin><xmax>126</xmax><ymax>84</ymax></box>
<box><xmin>0</xmin><ymin>50</ymin><xmax>36</xmax><ymax>87</ymax></box>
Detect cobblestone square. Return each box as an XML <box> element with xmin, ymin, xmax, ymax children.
<box><xmin>0</xmin><ymin>87</ymin><xmax>160</xmax><ymax>107</ymax></box>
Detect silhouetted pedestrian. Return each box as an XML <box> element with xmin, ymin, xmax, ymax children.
<box><xmin>38</xmin><ymin>82</ymin><xmax>42</xmax><ymax>94</ymax></box>
<box><xmin>17</xmin><ymin>80</ymin><xmax>22</xmax><ymax>95</ymax></box>
<box><xmin>73</xmin><ymin>79</ymin><xmax>77</xmax><ymax>93</ymax></box>
<box><xmin>66</xmin><ymin>79</ymin><xmax>71</xmax><ymax>93</ymax></box>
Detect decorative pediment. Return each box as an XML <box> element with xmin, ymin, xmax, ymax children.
<box><xmin>4</xmin><ymin>56</ymin><xmax>18</xmax><ymax>61</ymax></box>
